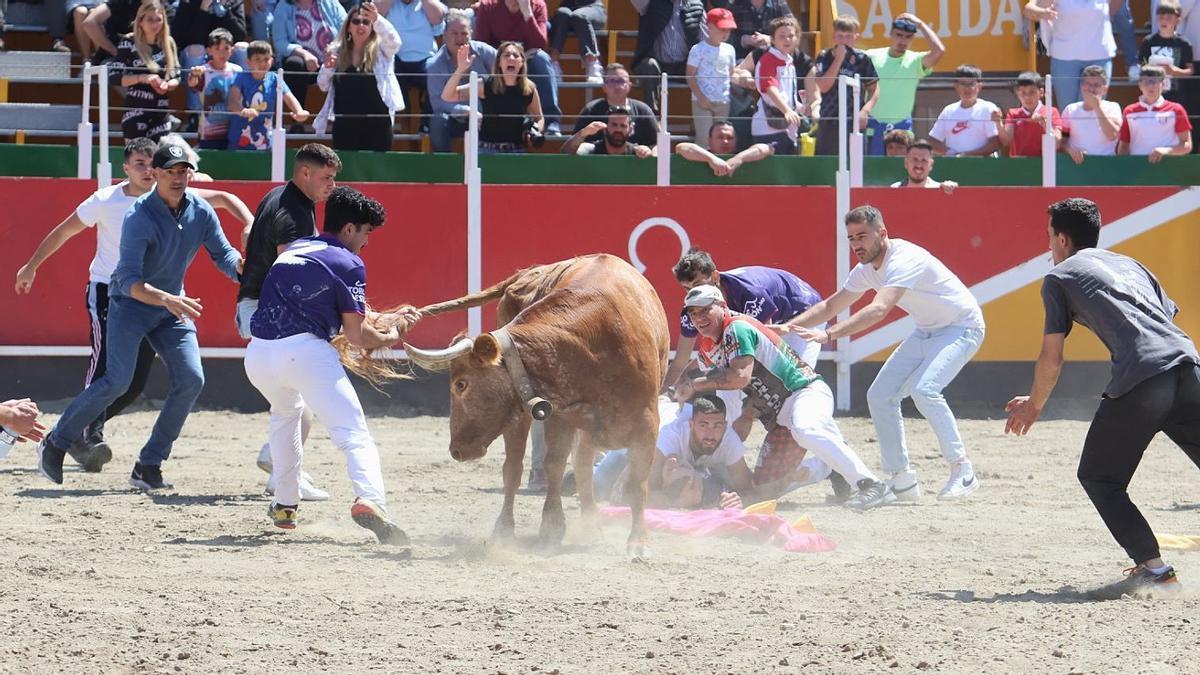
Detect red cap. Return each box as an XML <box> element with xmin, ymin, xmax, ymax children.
<box><xmin>706</xmin><ymin>8</ymin><xmax>737</xmax><ymax>30</ymax></box>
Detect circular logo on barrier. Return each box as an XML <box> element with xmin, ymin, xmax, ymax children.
<box><xmin>628</xmin><ymin>217</ymin><xmax>690</xmax><ymax>274</ymax></box>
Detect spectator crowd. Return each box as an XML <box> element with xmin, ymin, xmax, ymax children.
<box><xmin>1</xmin><ymin>0</ymin><xmax>1196</xmax><ymax>162</ymax></box>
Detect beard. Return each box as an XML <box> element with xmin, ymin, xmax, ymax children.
<box><xmin>605</xmin><ymin>132</ymin><xmax>627</xmax><ymax>147</ymax></box>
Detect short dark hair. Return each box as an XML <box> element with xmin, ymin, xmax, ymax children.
<box><xmin>845</xmin><ymin>205</ymin><xmax>884</xmax><ymax>230</ymax></box>
<box><xmin>324</xmin><ymin>186</ymin><xmax>386</xmax><ymax>233</ymax></box>
<box><xmin>124</xmin><ymin>137</ymin><xmax>157</xmax><ymax>159</ymax></box>
<box><xmin>884</xmin><ymin>129</ymin><xmax>913</xmax><ymax>149</ymax></box>
<box><xmin>1081</xmin><ymin>64</ymin><xmax>1108</xmax><ymax>82</ymax></box>
<box><xmin>207</xmin><ymin>28</ymin><xmax>233</xmax><ymax>47</ymax></box>
<box><xmin>673</xmin><ymin>247</ymin><xmax>717</xmax><ymax>282</ymax></box>
<box><xmin>908</xmin><ymin>139</ymin><xmax>934</xmax><ymax>153</ymax></box>
<box><xmin>1015</xmin><ymin>71</ymin><xmax>1043</xmax><ymax>89</ymax></box>
<box><xmin>690</xmin><ymin>393</ymin><xmax>726</xmax><ymax>417</ymax></box>
<box><xmin>1047</xmin><ymin>198</ymin><xmax>1100</xmax><ymax>250</ymax></box>
<box><xmin>246</xmin><ymin>40</ymin><xmax>273</xmax><ymax>59</ymax></box>
<box><xmin>1157</xmin><ymin>0</ymin><xmax>1181</xmax><ymax>16</ymax></box>
<box><xmin>771</xmin><ymin>15</ymin><xmax>801</xmax><ymax>36</ymax></box>
<box><xmin>1141</xmin><ymin>64</ymin><xmax>1166</xmax><ymax>79</ymax></box>
<box><xmin>295</xmin><ymin>143</ymin><xmax>342</xmax><ymax>171</ymax></box>
<box><xmin>954</xmin><ymin>64</ymin><xmax>983</xmax><ymax>82</ymax></box>
<box><xmin>709</xmin><ymin>119</ymin><xmax>735</xmax><ymax>136</ymax></box>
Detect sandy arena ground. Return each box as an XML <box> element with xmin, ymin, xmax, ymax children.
<box><xmin>1</xmin><ymin>409</ymin><xmax>1198</xmax><ymax>674</ymax></box>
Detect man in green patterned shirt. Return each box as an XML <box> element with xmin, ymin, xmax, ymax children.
<box><xmin>674</xmin><ymin>284</ymin><xmax>893</xmax><ymax>510</ymax></box>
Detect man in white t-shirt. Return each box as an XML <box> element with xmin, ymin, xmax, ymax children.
<box><xmin>1061</xmin><ymin>64</ymin><xmax>1123</xmax><ymax>163</ymax></box>
<box><xmin>929</xmin><ymin>64</ymin><xmax>1002</xmax><ymax>157</ymax></box>
<box><xmin>889</xmin><ymin>139</ymin><xmax>959</xmax><ymax>193</ymax></box>
<box><xmin>592</xmin><ymin>394</ymin><xmax>829</xmax><ymax>508</ymax></box>
<box><xmin>781</xmin><ymin>205</ymin><xmax>986</xmax><ymax>502</ymax></box>
<box><xmin>14</xmin><ymin>138</ymin><xmax>254</xmax><ymax>470</ymax></box>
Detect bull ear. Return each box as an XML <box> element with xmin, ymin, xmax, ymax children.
<box><xmin>471</xmin><ymin>333</ymin><xmax>503</xmax><ymax>366</ymax></box>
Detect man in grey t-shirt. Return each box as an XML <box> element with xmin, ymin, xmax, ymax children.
<box><xmin>1006</xmin><ymin>198</ymin><xmax>1200</xmax><ymax>601</ymax></box>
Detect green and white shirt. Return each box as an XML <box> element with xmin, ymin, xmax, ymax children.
<box><xmin>697</xmin><ymin>311</ymin><xmax>820</xmax><ymax>420</ymax></box>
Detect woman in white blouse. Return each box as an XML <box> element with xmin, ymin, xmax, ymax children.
<box><xmin>1023</xmin><ymin>0</ymin><xmax>1117</xmax><ymax>109</ymax></box>
<box><xmin>314</xmin><ymin>1</ymin><xmax>406</xmax><ymax>151</ymax></box>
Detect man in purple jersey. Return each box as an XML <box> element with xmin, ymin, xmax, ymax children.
<box><xmin>243</xmin><ymin>186</ymin><xmax>414</xmax><ymax>546</ymax></box>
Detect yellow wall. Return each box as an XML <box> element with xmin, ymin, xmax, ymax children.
<box><xmin>865</xmin><ymin>211</ymin><xmax>1200</xmax><ymax>361</ymax></box>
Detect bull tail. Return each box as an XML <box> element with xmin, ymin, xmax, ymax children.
<box><xmin>418</xmin><ymin>276</ymin><xmax>516</xmax><ymax>316</ymax></box>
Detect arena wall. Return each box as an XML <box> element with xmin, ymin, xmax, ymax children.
<box><xmin>1</xmin><ymin>179</ymin><xmax>1196</xmax><ymax>417</ymax></box>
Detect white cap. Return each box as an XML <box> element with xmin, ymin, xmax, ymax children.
<box><xmin>683</xmin><ymin>284</ymin><xmax>725</xmax><ymax>308</ymax></box>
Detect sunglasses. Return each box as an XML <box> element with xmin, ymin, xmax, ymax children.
<box><xmin>350</xmin><ymin>17</ymin><xmax>372</xmax><ymax>25</ymax></box>
<box><xmin>605</xmin><ymin>78</ymin><xmax>630</xmax><ymax>86</ymax></box>
<box><xmin>892</xmin><ymin>19</ymin><xmax>917</xmax><ymax>33</ymax></box>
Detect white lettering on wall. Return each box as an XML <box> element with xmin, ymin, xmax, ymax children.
<box><xmin>843</xmin><ymin>0</ymin><xmax>1024</xmax><ymax>38</ymax></box>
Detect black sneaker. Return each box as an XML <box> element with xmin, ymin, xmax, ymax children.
<box><xmin>845</xmin><ymin>478</ymin><xmax>895</xmax><ymax>511</ymax></box>
<box><xmin>1087</xmin><ymin>565</ymin><xmax>1183</xmax><ymax>601</ymax></box>
<box><xmin>827</xmin><ymin>472</ymin><xmax>853</xmax><ymax>504</ymax></box>
<box><xmin>37</xmin><ymin>436</ymin><xmax>68</xmax><ymax>485</ymax></box>
<box><xmin>129</xmin><ymin>462</ymin><xmax>174</xmax><ymax>492</ymax></box>
<box><xmin>66</xmin><ymin>438</ymin><xmax>93</xmax><ymax>467</ymax></box>
<box><xmin>81</xmin><ymin>424</ymin><xmax>113</xmax><ymax>473</ymax></box>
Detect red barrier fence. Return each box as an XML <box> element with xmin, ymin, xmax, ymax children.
<box><xmin>0</xmin><ymin>178</ymin><xmax>1179</xmax><ymax>351</ymax></box>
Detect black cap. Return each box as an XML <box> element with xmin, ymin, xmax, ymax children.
<box><xmin>152</xmin><ymin>142</ymin><xmax>195</xmax><ymax>170</ymax></box>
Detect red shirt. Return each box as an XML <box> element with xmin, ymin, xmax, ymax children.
<box><xmin>1118</xmin><ymin>97</ymin><xmax>1192</xmax><ymax>155</ymax></box>
<box><xmin>1005</xmin><ymin>104</ymin><xmax>1062</xmax><ymax>157</ymax></box>
<box><xmin>473</xmin><ymin>0</ymin><xmax>548</xmax><ymax>50</ymax></box>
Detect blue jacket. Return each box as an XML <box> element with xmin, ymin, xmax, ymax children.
<box><xmin>112</xmin><ymin>189</ymin><xmax>241</xmax><ymax>300</ymax></box>
<box><xmin>271</xmin><ymin>0</ymin><xmax>349</xmax><ymax>66</ymax></box>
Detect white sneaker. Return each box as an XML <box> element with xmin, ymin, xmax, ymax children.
<box><xmin>256</xmin><ymin>442</ymin><xmax>272</xmax><ymax>473</ymax></box>
<box><xmin>585</xmin><ymin>60</ymin><xmax>604</xmax><ymax>86</ymax></box>
<box><xmin>550</xmin><ymin>59</ymin><xmax>564</xmax><ymax>82</ymax></box>
<box><xmin>889</xmin><ymin>469</ymin><xmax>923</xmax><ymax>503</ymax></box>
<box><xmin>938</xmin><ymin>461</ymin><xmax>980</xmax><ymax>501</ymax></box>
<box><xmin>265</xmin><ymin>471</ymin><xmax>331</xmax><ymax>501</ymax></box>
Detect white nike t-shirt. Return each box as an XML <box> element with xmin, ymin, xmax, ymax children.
<box><xmin>656</xmin><ymin>409</ymin><xmax>747</xmax><ymax>471</ymax></box>
<box><xmin>74</xmin><ymin>182</ymin><xmax>138</xmax><ymax>284</ymax></box>
<box><xmin>844</xmin><ymin>238</ymin><xmax>984</xmax><ymax>330</ymax></box>
<box><xmin>929</xmin><ymin>99</ymin><xmax>1000</xmax><ymax>156</ymax></box>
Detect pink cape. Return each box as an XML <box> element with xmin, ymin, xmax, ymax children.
<box><xmin>599</xmin><ymin>506</ymin><xmax>837</xmax><ymax>553</ymax></box>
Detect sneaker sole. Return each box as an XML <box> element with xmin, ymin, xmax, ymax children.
<box><xmin>351</xmin><ymin>503</ymin><xmax>410</xmax><ymax>547</ymax></box>
<box><xmin>82</xmin><ymin>444</ymin><xmax>113</xmax><ymax>473</ymax></box>
<box><xmin>892</xmin><ymin>483</ymin><xmax>922</xmax><ymax>503</ymax></box>
<box><xmin>129</xmin><ymin>478</ymin><xmax>173</xmax><ymax>493</ymax></box>
<box><xmin>938</xmin><ymin>478</ymin><xmax>981</xmax><ymax>501</ymax></box>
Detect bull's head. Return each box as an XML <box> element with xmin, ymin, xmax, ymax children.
<box><xmin>406</xmin><ymin>334</ymin><xmax>520</xmax><ymax>462</ymax></box>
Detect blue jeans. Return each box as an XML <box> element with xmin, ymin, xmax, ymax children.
<box><xmin>866</xmin><ymin>324</ymin><xmax>985</xmax><ymax>476</ymax></box>
<box><xmin>525</xmin><ymin>50</ymin><xmax>561</xmax><ymax>129</ymax></box>
<box><xmin>1049</xmin><ymin>57</ymin><xmax>1112</xmax><ymax>110</ymax></box>
<box><xmin>1110</xmin><ymin>1</ymin><xmax>1138</xmax><ymax>72</ymax></box>
<box><xmin>866</xmin><ymin>117</ymin><xmax>913</xmax><ymax>156</ymax></box>
<box><xmin>429</xmin><ymin>113</ymin><xmax>469</xmax><ymax>152</ymax></box>
<box><xmin>250</xmin><ymin>0</ymin><xmax>277</xmax><ymax>42</ymax></box>
<box><xmin>49</xmin><ymin>296</ymin><xmax>205</xmax><ymax>467</ymax></box>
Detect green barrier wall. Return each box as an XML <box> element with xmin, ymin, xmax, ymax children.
<box><xmin>0</xmin><ymin>144</ymin><xmax>1196</xmax><ymax>186</ymax></box>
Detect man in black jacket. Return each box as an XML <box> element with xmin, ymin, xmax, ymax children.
<box><xmin>630</xmin><ymin>0</ymin><xmax>706</xmax><ymax>114</ymax></box>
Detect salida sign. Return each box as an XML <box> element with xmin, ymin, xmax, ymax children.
<box><xmin>836</xmin><ymin>0</ymin><xmax>1030</xmax><ymax>72</ymax></box>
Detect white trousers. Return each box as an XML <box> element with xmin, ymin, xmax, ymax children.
<box><xmin>716</xmin><ymin>327</ymin><xmax>824</xmax><ymax>424</ymax></box>
<box><xmin>244</xmin><ymin>333</ymin><xmax>387</xmax><ymax>507</ymax></box>
<box><xmin>778</xmin><ymin>379</ymin><xmax>877</xmax><ymax>485</ymax></box>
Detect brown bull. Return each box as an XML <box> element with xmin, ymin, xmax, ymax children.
<box><xmin>405</xmin><ymin>254</ymin><xmax>669</xmax><ymax>553</ymax></box>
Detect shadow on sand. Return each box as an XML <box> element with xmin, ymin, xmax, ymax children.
<box><xmin>918</xmin><ymin>588</ymin><xmax>1094</xmax><ymax>604</ymax></box>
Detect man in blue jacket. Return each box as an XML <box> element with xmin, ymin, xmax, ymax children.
<box><xmin>38</xmin><ymin>142</ymin><xmax>244</xmax><ymax>492</ymax></box>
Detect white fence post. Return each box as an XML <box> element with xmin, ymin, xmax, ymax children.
<box><xmin>656</xmin><ymin>72</ymin><xmax>670</xmax><ymax>186</ymax></box>
<box><xmin>78</xmin><ymin>63</ymin><xmax>94</xmax><ymax>180</ymax></box>
<box><xmin>466</xmin><ymin>70</ymin><xmax>482</xmax><ymax>336</ymax></box>
<box><xmin>850</xmin><ymin>74</ymin><xmax>863</xmax><ymax>188</ymax></box>
<box><xmin>96</xmin><ymin>64</ymin><xmax>111</xmax><ymax>189</ymax></box>
<box><xmin>270</xmin><ymin>68</ymin><xmax>286</xmax><ymax>182</ymax></box>
<box><xmin>1041</xmin><ymin>74</ymin><xmax>1057</xmax><ymax>187</ymax></box>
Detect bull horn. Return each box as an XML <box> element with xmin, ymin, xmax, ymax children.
<box><xmin>403</xmin><ymin>338</ymin><xmax>473</xmax><ymax>372</ymax></box>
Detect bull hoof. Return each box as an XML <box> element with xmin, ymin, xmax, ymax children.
<box><xmin>491</xmin><ymin>518</ymin><xmax>516</xmax><ymax>547</ymax></box>
<box><xmin>627</xmin><ymin>537</ymin><xmax>651</xmax><ymax>562</ymax></box>
<box><xmin>537</xmin><ymin>521</ymin><xmax>566</xmax><ymax>549</ymax></box>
